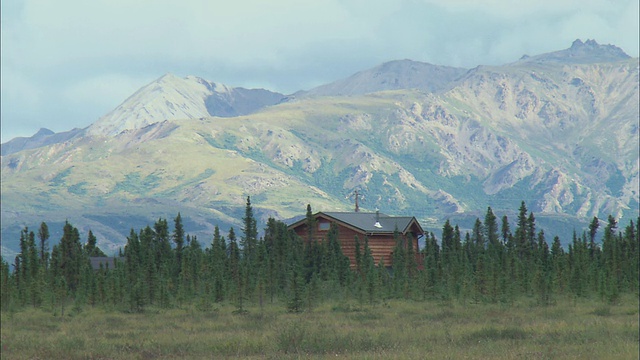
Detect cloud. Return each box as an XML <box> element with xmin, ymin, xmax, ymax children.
<box><xmin>1</xmin><ymin>0</ymin><xmax>638</xmax><ymax>142</ymax></box>
<box><xmin>61</xmin><ymin>74</ymin><xmax>156</xmax><ymax>112</ymax></box>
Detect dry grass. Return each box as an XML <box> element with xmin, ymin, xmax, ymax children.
<box><xmin>1</xmin><ymin>294</ymin><xmax>638</xmax><ymax>359</ymax></box>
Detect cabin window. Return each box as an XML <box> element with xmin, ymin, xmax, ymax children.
<box><xmin>318</xmin><ymin>222</ymin><xmax>330</xmax><ymax>231</ymax></box>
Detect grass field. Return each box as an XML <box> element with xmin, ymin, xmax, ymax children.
<box><xmin>1</xmin><ymin>295</ymin><xmax>638</xmax><ymax>359</ymax></box>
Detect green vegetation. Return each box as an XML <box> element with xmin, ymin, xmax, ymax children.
<box><xmin>1</xmin><ymin>200</ymin><xmax>638</xmax><ymax>358</ymax></box>
<box><xmin>1</xmin><ymin>296</ymin><xmax>637</xmax><ymax>359</ymax></box>
<box><xmin>112</xmin><ymin>172</ymin><xmax>162</xmax><ymax>196</ymax></box>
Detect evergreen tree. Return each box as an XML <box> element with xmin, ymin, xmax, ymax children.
<box><xmin>0</xmin><ymin>257</ymin><xmax>14</xmax><ymax>310</ymax></box>
<box><xmin>241</xmin><ymin>196</ymin><xmax>259</xmax><ymax>295</ymax></box>
<box><xmin>38</xmin><ymin>222</ymin><xmax>50</xmax><ymax>267</ymax></box>
<box><xmin>323</xmin><ymin>223</ymin><xmax>350</xmax><ymax>287</ymax></box>
<box><xmin>85</xmin><ymin>230</ymin><xmax>107</xmax><ymax>257</ymax></box>
<box><xmin>173</xmin><ymin>213</ymin><xmax>185</xmax><ymax>277</ymax></box>
<box><xmin>392</xmin><ymin>227</ymin><xmax>408</xmax><ymax>298</ymax></box>
<box><xmin>550</xmin><ymin>236</ymin><xmax>567</xmax><ymax>294</ymax></box>
<box><xmin>569</xmin><ymin>231</ymin><xmax>588</xmax><ymax>298</ymax></box>
<box><xmin>621</xmin><ymin>219</ymin><xmax>639</xmax><ymax>292</ymax></box>
<box><xmin>534</xmin><ymin>230</ymin><xmax>552</xmax><ymax>305</ymax></box>
<box><xmin>588</xmin><ymin>216</ymin><xmax>600</xmax><ymax>259</ymax></box>
<box><xmin>514</xmin><ymin>201</ymin><xmax>529</xmax><ymax>259</ymax></box>
<box><xmin>210</xmin><ymin>225</ymin><xmax>227</xmax><ymax>302</ymax></box>
<box><xmin>601</xmin><ymin>215</ymin><xmax>620</xmax><ymax>303</ymax></box>
<box><xmin>138</xmin><ymin>226</ymin><xmax>157</xmax><ymax>305</ymax></box>
<box><xmin>485</xmin><ymin>207</ymin><xmax>499</xmax><ymax>247</ymax></box>
<box><xmin>362</xmin><ymin>237</ymin><xmax>377</xmax><ymax>304</ymax></box>
<box><xmin>124</xmin><ymin>229</ymin><xmax>145</xmax><ymax>312</ymax></box>
<box><xmin>472</xmin><ymin>218</ymin><xmax>486</xmax><ymax>251</ymax></box>
<box><xmin>405</xmin><ymin>232</ymin><xmax>418</xmax><ymax>297</ymax></box>
<box><xmin>501</xmin><ymin>215</ymin><xmax>511</xmax><ymax>245</ymax></box>
<box><xmin>440</xmin><ymin>220</ymin><xmax>460</xmax><ymax>300</ymax></box>
<box><xmin>57</xmin><ymin>221</ymin><xmax>84</xmax><ymax>294</ymax></box>
<box><xmin>15</xmin><ymin>227</ymin><xmax>42</xmax><ymax>307</ymax></box>
<box><xmin>421</xmin><ymin>232</ymin><xmax>439</xmax><ymax>299</ymax></box>
<box><xmin>227</xmin><ymin>227</ymin><xmax>246</xmax><ymax>313</ymax></box>
<box><xmin>286</xmin><ymin>233</ymin><xmax>305</xmax><ymax>313</ymax></box>
<box><xmin>305</xmin><ymin>204</ymin><xmax>316</xmax><ymax>243</ymax></box>
<box><xmin>354</xmin><ymin>235</ymin><xmax>362</xmax><ymax>276</ymax></box>
<box><xmin>484</xmin><ymin>207</ymin><xmax>502</xmax><ymax>302</ymax></box>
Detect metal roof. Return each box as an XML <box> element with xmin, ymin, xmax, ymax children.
<box><xmin>318</xmin><ymin>212</ymin><xmax>422</xmax><ymax>234</ymax></box>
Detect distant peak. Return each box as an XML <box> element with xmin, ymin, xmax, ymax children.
<box><xmin>156</xmin><ymin>73</ymin><xmax>184</xmax><ymax>82</ymax></box>
<box><xmin>567</xmin><ymin>38</ymin><xmax>629</xmax><ymax>58</ymax></box>
<box><xmin>571</xmin><ymin>39</ymin><xmax>584</xmax><ymax>48</ymax></box>
<box><xmin>159</xmin><ymin>72</ymin><xmax>178</xmax><ymax>78</ymax></box>
<box><xmin>571</xmin><ymin>39</ymin><xmax>605</xmax><ymax>49</ymax></box>
<box><xmin>584</xmin><ymin>39</ymin><xmax>598</xmax><ymax>47</ymax></box>
<box><xmin>34</xmin><ymin>128</ymin><xmax>54</xmax><ymax>137</ymax></box>
<box><xmin>519</xmin><ymin>39</ymin><xmax>630</xmax><ymax>65</ymax></box>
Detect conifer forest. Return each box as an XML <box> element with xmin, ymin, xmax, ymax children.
<box><xmin>2</xmin><ymin>199</ymin><xmax>637</xmax><ymax>314</ymax></box>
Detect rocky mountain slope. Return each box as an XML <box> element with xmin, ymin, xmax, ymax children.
<box><xmin>1</xmin><ymin>40</ymin><xmax>638</xmax><ymax>256</ymax></box>
<box><xmin>1</xmin><ymin>128</ymin><xmax>83</xmax><ymax>156</ymax></box>
<box><xmin>87</xmin><ymin>74</ymin><xmax>284</xmax><ymax>137</ymax></box>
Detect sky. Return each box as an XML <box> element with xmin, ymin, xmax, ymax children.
<box><xmin>1</xmin><ymin>0</ymin><xmax>638</xmax><ymax>143</ymax></box>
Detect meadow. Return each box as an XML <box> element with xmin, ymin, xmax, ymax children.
<box><xmin>1</xmin><ymin>295</ymin><xmax>638</xmax><ymax>359</ymax></box>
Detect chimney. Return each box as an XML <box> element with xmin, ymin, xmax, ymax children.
<box><xmin>374</xmin><ymin>210</ymin><xmax>382</xmax><ymax>228</ymax></box>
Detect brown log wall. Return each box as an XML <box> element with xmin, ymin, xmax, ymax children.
<box><xmin>293</xmin><ymin>224</ymin><xmax>420</xmax><ymax>268</ymax></box>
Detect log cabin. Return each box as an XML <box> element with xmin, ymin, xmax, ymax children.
<box><xmin>288</xmin><ymin>211</ymin><xmax>424</xmax><ymax>268</ymax></box>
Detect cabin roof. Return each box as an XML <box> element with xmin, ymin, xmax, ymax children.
<box><xmin>289</xmin><ymin>211</ymin><xmax>424</xmax><ymax>235</ymax></box>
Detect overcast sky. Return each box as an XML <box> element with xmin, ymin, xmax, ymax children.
<box><xmin>1</xmin><ymin>0</ymin><xmax>638</xmax><ymax>143</ymax></box>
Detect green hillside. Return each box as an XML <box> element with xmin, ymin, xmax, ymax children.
<box><xmin>1</xmin><ymin>56</ymin><xmax>638</xmax><ymax>257</ymax></box>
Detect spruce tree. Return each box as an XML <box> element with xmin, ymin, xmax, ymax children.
<box><xmin>228</xmin><ymin>227</ymin><xmax>246</xmax><ymax>313</ymax></box>
<box><xmin>354</xmin><ymin>235</ymin><xmax>362</xmax><ymax>276</ymax></box>
<box><xmin>550</xmin><ymin>236</ymin><xmax>566</xmax><ymax>294</ymax></box>
<box><xmin>588</xmin><ymin>216</ymin><xmax>600</xmax><ymax>259</ymax></box>
<box><xmin>440</xmin><ymin>220</ymin><xmax>458</xmax><ymax>300</ymax></box>
<box><xmin>124</xmin><ymin>229</ymin><xmax>145</xmax><ymax>312</ymax></box>
<box><xmin>392</xmin><ymin>227</ymin><xmax>408</xmax><ymax>298</ymax></box>
<box><xmin>514</xmin><ymin>201</ymin><xmax>529</xmax><ymax>259</ymax></box>
<box><xmin>305</xmin><ymin>204</ymin><xmax>316</xmax><ymax>243</ymax></box>
<box><xmin>210</xmin><ymin>225</ymin><xmax>227</xmax><ymax>302</ymax></box>
<box><xmin>621</xmin><ymin>219</ymin><xmax>639</xmax><ymax>292</ymax></box>
<box><xmin>0</xmin><ymin>257</ymin><xmax>12</xmax><ymax>310</ymax></box>
<box><xmin>501</xmin><ymin>215</ymin><xmax>511</xmax><ymax>245</ymax></box>
<box><xmin>38</xmin><ymin>222</ymin><xmax>50</xmax><ymax>267</ymax></box>
<box><xmin>534</xmin><ymin>230</ymin><xmax>552</xmax><ymax>305</ymax></box>
<box><xmin>241</xmin><ymin>196</ymin><xmax>259</xmax><ymax>295</ymax></box>
<box><xmin>173</xmin><ymin>213</ymin><xmax>185</xmax><ymax>277</ymax></box>
<box><xmin>421</xmin><ymin>232</ymin><xmax>439</xmax><ymax>299</ymax></box>
<box><xmin>286</xmin><ymin>233</ymin><xmax>305</xmax><ymax>313</ymax></box>
<box><xmin>362</xmin><ymin>237</ymin><xmax>377</xmax><ymax>304</ymax></box>
<box><xmin>58</xmin><ymin>221</ymin><xmax>84</xmax><ymax>294</ymax></box>
<box><xmin>85</xmin><ymin>230</ymin><xmax>107</xmax><ymax>257</ymax></box>
<box><xmin>569</xmin><ymin>231</ymin><xmax>588</xmax><ymax>298</ymax></box>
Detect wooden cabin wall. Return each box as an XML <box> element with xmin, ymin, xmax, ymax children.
<box><xmin>292</xmin><ymin>223</ymin><xmax>420</xmax><ymax>268</ymax></box>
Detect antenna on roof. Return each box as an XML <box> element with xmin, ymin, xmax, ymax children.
<box><xmin>347</xmin><ymin>189</ymin><xmax>364</xmax><ymax>212</ymax></box>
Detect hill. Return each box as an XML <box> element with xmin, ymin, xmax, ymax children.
<box><xmin>1</xmin><ymin>40</ymin><xmax>638</xmax><ymax>257</ymax></box>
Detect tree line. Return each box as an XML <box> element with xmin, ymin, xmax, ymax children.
<box><xmin>1</xmin><ymin>199</ymin><xmax>638</xmax><ymax>314</ymax></box>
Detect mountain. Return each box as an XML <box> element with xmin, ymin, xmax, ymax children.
<box><xmin>518</xmin><ymin>39</ymin><xmax>631</xmax><ymax>64</ymax></box>
<box><xmin>1</xmin><ymin>40</ymin><xmax>638</xmax><ymax>257</ymax></box>
<box><xmin>1</xmin><ymin>128</ymin><xmax>83</xmax><ymax>156</ymax></box>
<box><xmin>87</xmin><ymin>74</ymin><xmax>284</xmax><ymax>137</ymax></box>
<box><xmin>295</xmin><ymin>59</ymin><xmax>467</xmax><ymax>97</ymax></box>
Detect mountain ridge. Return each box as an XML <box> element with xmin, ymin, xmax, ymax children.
<box><xmin>86</xmin><ymin>73</ymin><xmax>285</xmax><ymax>137</ymax></box>
<box><xmin>1</xmin><ymin>40</ymin><xmax>638</xmax><ymax>257</ymax></box>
